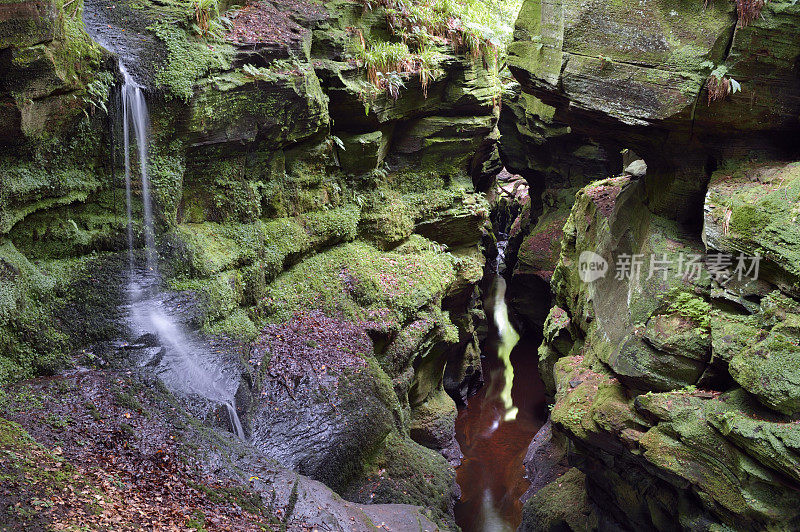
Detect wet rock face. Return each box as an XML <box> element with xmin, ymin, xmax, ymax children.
<box><xmin>508</xmin><ymin>0</ymin><xmax>800</xmax><ymax>158</ymax></box>
<box><xmin>528</xmin><ymin>160</ymin><xmax>800</xmax><ymax>529</ymax></box>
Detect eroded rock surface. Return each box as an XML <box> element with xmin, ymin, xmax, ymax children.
<box><xmin>505</xmin><ymin>0</ymin><xmax>800</xmax><ymax>529</ymax></box>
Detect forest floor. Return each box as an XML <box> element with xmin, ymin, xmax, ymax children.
<box><xmin>0</xmin><ymin>369</ymin><xmax>291</xmax><ymax>531</ymax></box>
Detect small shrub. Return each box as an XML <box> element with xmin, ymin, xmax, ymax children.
<box><xmin>79</xmin><ymin>71</ymin><xmax>115</xmax><ymax>117</ymax></box>
<box><xmin>418</xmin><ymin>46</ymin><xmax>445</xmax><ymax>97</ymax></box>
<box><xmin>706</xmin><ymin>66</ymin><xmax>742</xmax><ymax>104</ymax></box>
<box><xmin>350</xmin><ymin>0</ymin><xmax>515</xmax><ymax>101</ymax></box>
<box><xmin>667</xmin><ymin>292</ymin><xmax>712</xmax><ymax>338</ymax></box>
<box><xmin>735</xmin><ymin>0</ymin><xmax>767</xmax><ymax>27</ymax></box>
<box><xmin>191</xmin><ymin>0</ymin><xmax>219</xmax><ymax>34</ymax></box>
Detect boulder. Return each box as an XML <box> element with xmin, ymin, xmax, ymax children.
<box><xmin>624</xmin><ymin>159</ymin><xmax>647</xmax><ymax>178</ymax></box>
<box><xmin>519</xmin><ymin>467</ymin><xmax>596</xmax><ymax>532</ymax></box>
<box><xmin>520</xmin><ymin>420</ymin><xmax>570</xmax><ymax>503</ymax></box>
<box><xmin>704</xmin><ymin>161</ymin><xmax>800</xmax><ymax>297</ymax></box>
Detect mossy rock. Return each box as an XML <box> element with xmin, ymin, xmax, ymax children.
<box><xmin>550</xmin><ymin>356</ymin><xmax>646</xmax><ymax>445</ymax></box>
<box><xmin>0</xmin><ymin>0</ymin><xmax>56</xmax><ymax>50</ymax></box>
<box><xmin>704</xmin><ymin>162</ymin><xmax>800</xmax><ymax>298</ymax></box>
<box><xmin>343</xmin><ymin>431</ymin><xmax>457</xmax><ymax>530</ymax></box>
<box><xmin>708</xmin><ymin>389</ymin><xmax>800</xmax><ymax>485</ymax></box>
<box><xmin>259</xmin><ymin>237</ymin><xmax>457</xmax><ymax>325</ymax></box>
<box><xmin>0</xmin><ymin>241</ymin><xmax>125</xmax><ymax>385</ymax></box>
<box><xmin>519</xmin><ymin>468</ymin><xmax>596</xmax><ymax>532</ymax></box>
<box><xmin>337</xmin><ymin>130</ymin><xmax>389</xmax><ymax>175</ymax></box>
<box><xmin>508</xmin><ymin>0</ymin><xmax>735</xmax><ymax>129</ymax></box>
<box><xmin>409</xmin><ymin>386</ymin><xmax>457</xmax><ymax>450</ymax></box>
<box><xmin>635</xmin><ymin>390</ymin><xmax>800</xmax><ymax>527</ymax></box>
<box><xmin>728</xmin><ymin>329</ymin><xmax>800</xmax><ymax>416</ymax></box>
<box><xmin>11</xmin><ymin>189</ymin><xmax>130</xmax><ymax>259</ymax></box>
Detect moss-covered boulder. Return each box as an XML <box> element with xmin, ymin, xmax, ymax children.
<box><xmin>519</xmin><ymin>467</ymin><xmax>596</xmax><ymax>532</ymax></box>
<box><xmin>704</xmin><ymin>162</ymin><xmax>800</xmax><ymax>297</ymax></box>
<box><xmin>545</xmin><ymin>174</ymin><xmax>715</xmax><ymax>392</ymax></box>
<box><xmin>723</xmin><ymin>292</ymin><xmax>800</xmax><ymax>415</ymax></box>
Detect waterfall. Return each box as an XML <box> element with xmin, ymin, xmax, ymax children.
<box><xmin>121</xmin><ymin>66</ymin><xmax>157</xmax><ymax>274</ymax></box>
<box><xmin>117</xmin><ymin>62</ymin><xmax>245</xmax><ymax>440</ymax></box>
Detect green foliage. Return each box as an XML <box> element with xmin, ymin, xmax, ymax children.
<box><xmin>707</xmin><ymin>65</ymin><xmax>742</xmax><ymax>104</ymax></box>
<box><xmin>667</xmin><ymin>291</ymin><xmax>712</xmax><ymax>338</ymax></box>
<box><xmin>352</xmin><ymin>38</ymin><xmax>414</xmax><ymax>99</ymax></box>
<box><xmin>205</xmin><ymin>309</ymin><xmax>258</xmax><ymax>341</ymax></box>
<box><xmin>352</xmin><ymin>0</ymin><xmax>521</xmax><ymax>100</ymax></box>
<box><xmin>80</xmin><ymin>71</ymin><xmax>115</xmax><ymax>117</ymax></box>
<box><xmin>0</xmin><ymin>242</ymin><xmax>70</xmax><ymax>386</ymax></box>
<box><xmin>53</xmin><ymin>0</ymin><xmax>104</xmax><ymax>96</ymax></box>
<box><xmin>418</xmin><ymin>46</ymin><xmax>445</xmax><ymax>97</ymax></box>
<box><xmin>241</xmin><ymin>63</ymin><xmax>275</xmax><ymax>82</ymax></box>
<box><xmin>190</xmin><ymin>0</ymin><xmax>218</xmax><ymax>34</ymax></box>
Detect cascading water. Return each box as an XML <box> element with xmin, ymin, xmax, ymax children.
<box><xmin>454</xmin><ymin>237</ymin><xmax>548</xmax><ymax>532</ymax></box>
<box><xmin>117</xmin><ymin>63</ymin><xmax>245</xmax><ymax>440</ymax></box>
<box><xmin>121</xmin><ymin>67</ymin><xmax>156</xmax><ymax>273</ymax></box>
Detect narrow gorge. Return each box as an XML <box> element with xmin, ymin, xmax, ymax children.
<box><xmin>1</xmin><ymin>0</ymin><xmax>799</xmax><ymax>530</ymax></box>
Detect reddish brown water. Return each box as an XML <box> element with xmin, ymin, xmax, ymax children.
<box><xmin>454</xmin><ymin>280</ymin><xmax>547</xmax><ymax>532</ymax></box>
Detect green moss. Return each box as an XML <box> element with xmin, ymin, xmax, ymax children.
<box><xmin>53</xmin><ymin>0</ymin><xmax>104</xmax><ymax>86</ymax></box>
<box><xmin>635</xmin><ymin>390</ymin><xmax>800</xmax><ymax>522</ymax></box>
<box><xmin>358</xmin><ymin>190</ymin><xmax>415</xmax><ymax>247</ymax></box>
<box><xmin>112</xmin><ymin>386</ymin><xmax>145</xmax><ymax>414</ymax></box>
<box><xmin>0</xmin><ymin>240</ymin><xmax>71</xmax><ymax>385</ymax></box>
<box><xmin>303</xmin><ymin>205</ymin><xmax>361</xmax><ymax>244</ymax></box>
<box><xmin>550</xmin><ymin>358</ymin><xmax>643</xmax><ymax>441</ymax></box>
<box><xmin>149</xmin><ymin>152</ymin><xmax>186</xmax><ymax>225</ymax></box>
<box><xmin>666</xmin><ymin>291</ymin><xmax>712</xmax><ymax>338</ymax></box>
<box><xmin>151</xmin><ymin>21</ymin><xmax>234</xmax><ymax>102</ymax></box>
<box><xmin>0</xmin><ymin>159</ymin><xmax>102</xmax><ymax>235</ymax></box>
<box><xmin>356</xmin><ymin>171</ymin><xmax>480</xmax><ymax>248</ymax></box>
<box><xmin>259</xmin><ymin>237</ymin><xmax>456</xmax><ymax>324</ymax></box>
<box><xmin>347</xmin><ymin>431</ymin><xmax>455</xmax><ymax>529</ymax></box>
<box><xmin>11</xmin><ymin>189</ymin><xmax>129</xmax><ymax>260</ymax></box>
<box><xmin>729</xmin><ymin>329</ymin><xmax>800</xmax><ymax>415</ymax></box>
<box><xmin>205</xmin><ymin>308</ymin><xmax>258</xmax><ymax>341</ymax></box>
<box><xmin>176</xmin><ymin>222</ymin><xmax>263</xmax><ymax>277</ymax></box>
<box><xmin>172</xmin><ymin>270</ymin><xmax>243</xmax><ymax>323</ymax></box>
<box><xmin>519</xmin><ymin>468</ymin><xmax>595</xmax><ymax>532</ymax></box>
<box><xmin>706</xmin><ymin>162</ymin><xmax>800</xmax><ymax>292</ymax></box>
<box><xmin>176</xmin><ymin>205</ymin><xmax>361</xmax><ymax>281</ymax></box>
<box><xmin>708</xmin><ymin>390</ymin><xmax>800</xmax><ymax>484</ymax></box>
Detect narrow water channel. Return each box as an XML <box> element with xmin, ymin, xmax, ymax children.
<box><xmin>454</xmin><ymin>275</ymin><xmax>547</xmax><ymax>531</ymax></box>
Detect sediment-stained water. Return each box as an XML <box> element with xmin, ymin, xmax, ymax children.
<box><xmin>454</xmin><ymin>276</ymin><xmax>547</xmax><ymax>531</ymax></box>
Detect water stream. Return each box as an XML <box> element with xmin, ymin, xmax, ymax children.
<box><xmin>454</xmin><ymin>272</ymin><xmax>547</xmax><ymax>531</ymax></box>
<box><xmin>124</xmin><ymin>273</ymin><xmax>246</xmax><ymax>439</ymax></box>
<box><xmin>121</xmin><ymin>67</ymin><xmax>156</xmax><ymax>273</ymax></box>
<box><xmin>116</xmin><ymin>64</ymin><xmax>245</xmax><ymax>439</ymax></box>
